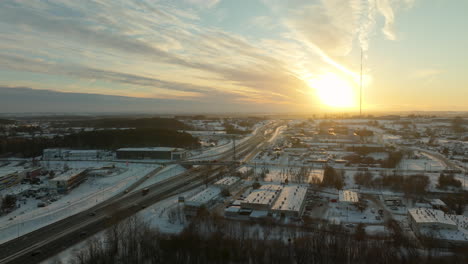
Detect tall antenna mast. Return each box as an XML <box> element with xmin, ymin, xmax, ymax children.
<box><xmin>360</xmin><ymin>48</ymin><xmax>363</xmax><ymax>117</ymax></box>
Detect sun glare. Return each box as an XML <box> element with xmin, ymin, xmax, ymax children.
<box><xmin>308</xmin><ymin>73</ymin><xmax>357</xmax><ymax>109</ymax></box>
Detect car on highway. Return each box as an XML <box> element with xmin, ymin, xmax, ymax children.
<box><xmin>31</xmin><ymin>250</ymin><xmax>41</xmax><ymax>256</ymax></box>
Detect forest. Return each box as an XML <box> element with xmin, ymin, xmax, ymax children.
<box><xmin>0</xmin><ymin>129</ymin><xmax>199</xmax><ymax>157</ymax></box>
<box><xmin>60</xmin><ymin>215</ymin><xmax>467</xmax><ymax>264</ymax></box>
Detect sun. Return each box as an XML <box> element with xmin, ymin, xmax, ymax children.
<box><xmin>307</xmin><ymin>73</ymin><xmax>357</xmax><ymax>109</ymax></box>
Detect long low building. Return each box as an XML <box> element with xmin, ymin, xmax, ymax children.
<box><xmin>184</xmin><ymin>186</ymin><xmax>221</xmax><ymax>217</ymax></box>
<box><xmin>214</xmin><ymin>176</ymin><xmax>241</xmax><ymax>191</ymax></box>
<box><xmin>116</xmin><ymin>147</ymin><xmax>187</xmax><ymax>160</ymax></box>
<box><xmin>49</xmin><ymin>169</ymin><xmax>88</xmax><ymax>193</ymax></box>
<box><xmin>0</xmin><ymin>167</ymin><xmax>24</xmax><ymax>191</ymax></box>
<box><xmin>408</xmin><ymin>208</ymin><xmax>468</xmax><ymax>246</ymax></box>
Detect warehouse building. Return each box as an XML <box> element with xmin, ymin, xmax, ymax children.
<box><xmin>0</xmin><ymin>167</ymin><xmax>24</xmax><ymax>191</ymax></box>
<box><xmin>214</xmin><ymin>176</ymin><xmax>241</xmax><ymax>192</ymax></box>
<box><xmin>408</xmin><ymin>208</ymin><xmax>468</xmax><ymax>246</ymax></box>
<box><xmin>43</xmin><ymin>149</ymin><xmax>107</xmax><ymax>160</ymax></box>
<box><xmin>184</xmin><ymin>186</ymin><xmax>221</xmax><ymax>217</ymax></box>
<box><xmin>271</xmin><ymin>185</ymin><xmax>308</xmax><ymax>217</ymax></box>
<box><xmin>49</xmin><ymin>169</ymin><xmax>88</xmax><ymax>193</ymax></box>
<box><xmin>241</xmin><ymin>184</ymin><xmax>282</xmax><ymax>211</ymax></box>
<box><xmin>116</xmin><ymin>147</ymin><xmax>187</xmax><ymax>160</ymax></box>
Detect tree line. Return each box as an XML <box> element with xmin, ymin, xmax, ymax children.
<box><xmin>0</xmin><ymin>129</ymin><xmax>199</xmax><ymax>158</ymax></box>
<box><xmin>60</xmin><ymin>215</ymin><xmax>468</xmax><ymax>264</ymax></box>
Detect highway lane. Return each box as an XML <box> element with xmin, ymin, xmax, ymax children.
<box><xmin>0</xmin><ymin>122</ymin><xmax>281</xmax><ymax>264</ymax></box>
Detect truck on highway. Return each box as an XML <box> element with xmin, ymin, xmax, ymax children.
<box><xmin>142</xmin><ymin>188</ymin><xmax>149</xmax><ymax>196</ymax></box>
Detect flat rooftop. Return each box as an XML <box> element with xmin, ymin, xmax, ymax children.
<box><xmin>339</xmin><ymin>190</ymin><xmax>359</xmax><ymax>203</ymax></box>
<box><xmin>117</xmin><ymin>147</ymin><xmax>185</xmax><ymax>152</ymax></box>
<box><xmin>242</xmin><ymin>184</ymin><xmax>282</xmax><ymax>207</ymax></box>
<box><xmin>214</xmin><ymin>176</ymin><xmax>240</xmax><ymax>186</ymax></box>
<box><xmin>186</xmin><ymin>186</ymin><xmax>221</xmax><ymax>207</ymax></box>
<box><xmin>271</xmin><ymin>185</ymin><xmax>307</xmax><ymax>213</ymax></box>
<box><xmin>51</xmin><ymin>169</ymin><xmax>87</xmax><ymax>182</ymax></box>
<box><xmin>408</xmin><ymin>208</ymin><xmax>457</xmax><ymax>227</ymax></box>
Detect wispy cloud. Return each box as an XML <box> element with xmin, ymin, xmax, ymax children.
<box><xmin>0</xmin><ymin>0</ymin><xmax>418</xmax><ymax>112</ymax></box>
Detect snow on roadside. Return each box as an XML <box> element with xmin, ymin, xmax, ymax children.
<box><xmin>137</xmin><ymin>164</ymin><xmax>187</xmax><ymax>190</ymax></box>
<box><xmin>0</xmin><ymin>164</ymin><xmax>157</xmax><ymax>245</ymax></box>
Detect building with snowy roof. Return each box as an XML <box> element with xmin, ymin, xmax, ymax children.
<box><xmin>271</xmin><ymin>185</ymin><xmax>308</xmax><ymax>217</ymax></box>
<box><xmin>0</xmin><ymin>167</ymin><xmax>25</xmax><ymax>191</ymax></box>
<box><xmin>339</xmin><ymin>190</ymin><xmax>359</xmax><ymax>204</ymax></box>
<box><xmin>116</xmin><ymin>147</ymin><xmax>187</xmax><ymax>160</ymax></box>
<box><xmin>214</xmin><ymin>176</ymin><xmax>241</xmax><ymax>191</ymax></box>
<box><xmin>184</xmin><ymin>186</ymin><xmax>221</xmax><ymax>217</ymax></box>
<box><xmin>408</xmin><ymin>208</ymin><xmax>468</xmax><ymax>246</ymax></box>
<box><xmin>49</xmin><ymin>169</ymin><xmax>88</xmax><ymax>193</ymax></box>
<box><xmin>240</xmin><ymin>184</ymin><xmax>282</xmax><ymax>211</ymax></box>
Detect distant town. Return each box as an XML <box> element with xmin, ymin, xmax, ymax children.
<box><xmin>0</xmin><ymin>114</ymin><xmax>467</xmax><ymax>263</ymax></box>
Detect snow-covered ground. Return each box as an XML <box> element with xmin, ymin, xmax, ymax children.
<box><xmin>398</xmin><ymin>155</ymin><xmax>444</xmax><ymax>171</ymax></box>
<box><xmin>0</xmin><ymin>163</ymin><xmax>158</xmax><ymax>245</ymax></box>
<box><xmin>137</xmin><ymin>164</ymin><xmax>187</xmax><ymax>190</ymax></box>
<box><xmin>41</xmin><ymin>186</ymin><xmax>206</xmax><ymax>264</ymax></box>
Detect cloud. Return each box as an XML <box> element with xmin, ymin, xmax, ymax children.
<box><xmin>0</xmin><ymin>0</ymin><xmax>417</xmax><ymax>113</ymax></box>
<box><xmin>185</xmin><ymin>0</ymin><xmax>220</xmax><ymax>8</ymax></box>
<box><xmin>376</xmin><ymin>0</ymin><xmax>396</xmax><ymax>40</ymax></box>
<box><xmin>412</xmin><ymin>68</ymin><xmax>442</xmax><ymax>79</ymax></box>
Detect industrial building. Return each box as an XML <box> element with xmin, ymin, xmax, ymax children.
<box><xmin>49</xmin><ymin>169</ymin><xmax>88</xmax><ymax>193</ymax></box>
<box><xmin>184</xmin><ymin>186</ymin><xmax>221</xmax><ymax>217</ymax></box>
<box><xmin>116</xmin><ymin>147</ymin><xmax>187</xmax><ymax>160</ymax></box>
<box><xmin>0</xmin><ymin>167</ymin><xmax>24</xmax><ymax>191</ymax></box>
<box><xmin>214</xmin><ymin>176</ymin><xmax>241</xmax><ymax>192</ymax></box>
<box><xmin>43</xmin><ymin>149</ymin><xmax>107</xmax><ymax>160</ymax></box>
<box><xmin>241</xmin><ymin>184</ymin><xmax>282</xmax><ymax>211</ymax></box>
<box><xmin>408</xmin><ymin>208</ymin><xmax>468</xmax><ymax>246</ymax></box>
<box><xmin>271</xmin><ymin>185</ymin><xmax>308</xmax><ymax>217</ymax></box>
<box><xmin>339</xmin><ymin>190</ymin><xmax>359</xmax><ymax>204</ymax></box>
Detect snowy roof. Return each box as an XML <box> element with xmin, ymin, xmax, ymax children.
<box><xmin>408</xmin><ymin>208</ymin><xmax>457</xmax><ymax>227</ymax></box>
<box><xmin>50</xmin><ymin>169</ymin><xmax>87</xmax><ymax>182</ymax></box>
<box><xmin>339</xmin><ymin>190</ymin><xmax>359</xmax><ymax>203</ymax></box>
<box><xmin>214</xmin><ymin>176</ymin><xmax>240</xmax><ymax>187</ymax></box>
<box><xmin>271</xmin><ymin>185</ymin><xmax>307</xmax><ymax>213</ymax></box>
<box><xmin>67</xmin><ymin>150</ymin><xmax>100</xmax><ymax>154</ymax></box>
<box><xmin>430</xmin><ymin>199</ymin><xmax>446</xmax><ymax>207</ymax></box>
<box><xmin>242</xmin><ymin>184</ymin><xmax>282</xmax><ymax>207</ymax></box>
<box><xmin>225</xmin><ymin>206</ymin><xmax>240</xmax><ymax>213</ymax></box>
<box><xmin>185</xmin><ymin>186</ymin><xmax>220</xmax><ymax>207</ymax></box>
<box><xmin>117</xmin><ymin>147</ymin><xmax>184</xmax><ymax>152</ymax></box>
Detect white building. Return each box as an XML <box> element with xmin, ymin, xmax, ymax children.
<box><xmin>184</xmin><ymin>186</ymin><xmax>221</xmax><ymax>217</ymax></box>
<box><xmin>339</xmin><ymin>190</ymin><xmax>359</xmax><ymax>204</ymax></box>
<box><xmin>43</xmin><ymin>149</ymin><xmax>106</xmax><ymax>160</ymax></box>
<box><xmin>214</xmin><ymin>176</ymin><xmax>241</xmax><ymax>192</ymax></box>
<box><xmin>408</xmin><ymin>208</ymin><xmax>468</xmax><ymax>246</ymax></box>
<box><xmin>241</xmin><ymin>184</ymin><xmax>282</xmax><ymax>211</ymax></box>
<box><xmin>271</xmin><ymin>185</ymin><xmax>308</xmax><ymax>217</ymax></box>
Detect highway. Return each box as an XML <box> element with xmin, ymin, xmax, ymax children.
<box><xmin>0</xmin><ymin>121</ymin><xmax>281</xmax><ymax>264</ymax></box>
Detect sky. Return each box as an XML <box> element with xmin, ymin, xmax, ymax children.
<box><xmin>0</xmin><ymin>0</ymin><xmax>467</xmax><ymax>113</ymax></box>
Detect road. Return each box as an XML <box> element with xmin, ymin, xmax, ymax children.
<box><xmin>0</xmin><ymin>121</ymin><xmax>280</xmax><ymax>264</ymax></box>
